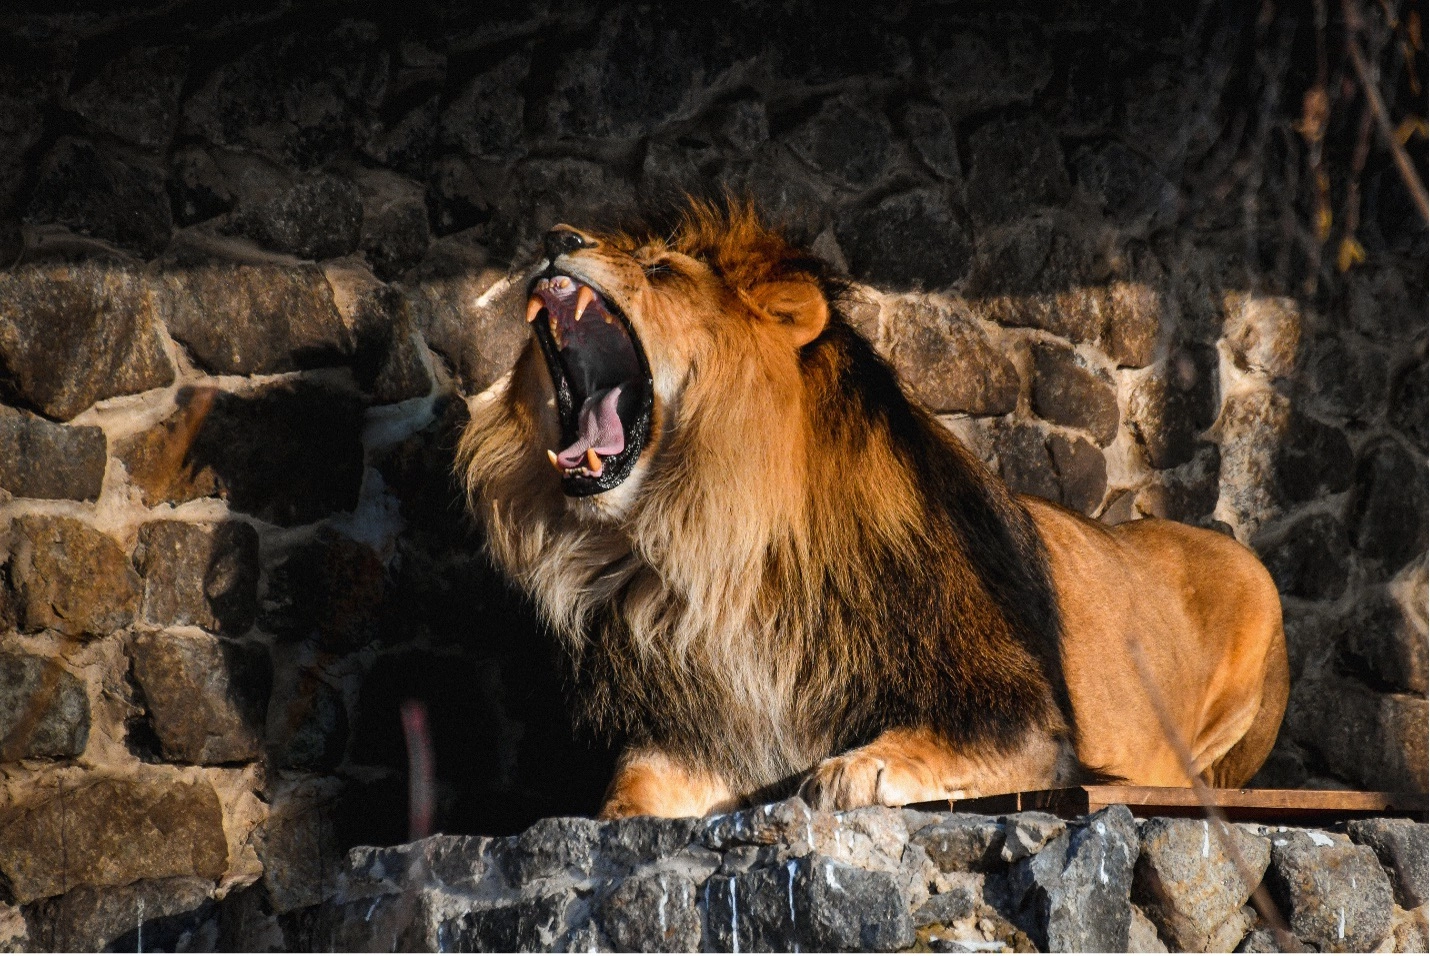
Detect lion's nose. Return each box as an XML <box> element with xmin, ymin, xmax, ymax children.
<box><xmin>545</xmin><ymin>227</ymin><xmax>593</xmax><ymax>260</ymax></box>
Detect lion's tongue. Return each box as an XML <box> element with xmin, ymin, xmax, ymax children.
<box><xmin>555</xmin><ymin>385</ymin><xmax>626</xmax><ymax>468</ymax></box>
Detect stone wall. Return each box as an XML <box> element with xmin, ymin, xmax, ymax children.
<box><xmin>0</xmin><ymin>0</ymin><xmax>1425</xmax><ymax>949</ymax></box>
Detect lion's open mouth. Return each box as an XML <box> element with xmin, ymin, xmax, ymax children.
<box><xmin>526</xmin><ymin>273</ymin><xmax>653</xmax><ymax>496</ymax></box>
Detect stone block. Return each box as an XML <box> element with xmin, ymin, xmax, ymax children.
<box><xmin>596</xmin><ymin>871</ymin><xmax>702</xmax><ymax>952</ymax></box>
<box><xmin>786</xmin><ymin>99</ymin><xmax>895</xmax><ymax>189</ymax></box>
<box><xmin>1260</xmin><ymin>512</ymin><xmax>1352</xmax><ymax>601</ymax></box>
<box><xmin>1347</xmin><ymin>438</ymin><xmax>1428</xmax><ymax>576</ymax></box>
<box><xmin>257</xmin><ymin>791</ymin><xmax>343</xmax><ymax>914</ymax></box>
<box><xmin>354</xmin><ymin>168</ymin><xmax>431</xmax><ymax>280</ymax></box>
<box><xmin>133</xmin><ymin>520</ymin><xmax>260</xmax><ymax>634</ymax></box>
<box><xmin>1335</xmin><ymin>586</ymin><xmax>1428</xmax><ymax>695</ymax></box>
<box><xmin>116</xmin><ymin>382</ymin><xmax>365</xmax><ymax>527</ymax></box>
<box><xmin>445</xmin><ymin>890</ymin><xmax>580</xmax><ymax>952</ymax></box>
<box><xmin>1288</xmin><ymin>675</ymin><xmax>1428</xmax><ymax>796</ymax></box>
<box><xmin>0</xmin><ymin>652</ymin><xmax>89</xmax><ymax>761</ymax></box>
<box><xmin>155</xmin><ymin>261</ymin><xmax>351</xmax><ymax>375</ymax></box>
<box><xmin>1030</xmin><ymin>343</ymin><xmax>1119</xmax><ymax>445</ymax></box>
<box><xmin>180</xmin><ymin>22</ymin><xmax>379</xmax><ymax>168</ymax></box>
<box><xmin>439</xmin><ymin>51</ymin><xmax>527</xmax><ymax>162</ymax></box>
<box><xmin>1000</xmin><ymin>812</ymin><xmax>1067</xmax><ymax>863</ymax></box>
<box><xmin>1273</xmin><ymin>410</ymin><xmax>1353</xmax><ymax>504</ymax></box>
<box><xmin>67</xmin><ymin>45</ymin><xmax>188</xmax><ymax>152</ymax></box>
<box><xmin>898</xmin><ymin>101</ymin><xmax>961</xmax><ymax>182</ymax></box>
<box><xmin>1072</xmin><ymin>142</ymin><xmax>1178</xmax><ymax>230</ymax></box>
<box><xmin>170</xmin><ymin>146</ymin><xmax>234</xmax><ymax>225</ymax></box>
<box><xmin>1224</xmin><ymin>295</ymin><xmax>1302</xmax><ymax>380</ymax></box>
<box><xmin>0</xmin><ymin>405</ymin><xmax>106</xmax><ymax>500</ymax></box>
<box><xmin>965</xmin><ymin>116</ymin><xmax>1070</xmax><ymax>225</ymax></box>
<box><xmin>1346</xmin><ymin>818</ymin><xmax>1428</xmax><ymax>909</ymax></box>
<box><xmin>599</xmin><ymin>816</ymin><xmax>707</xmax><ymax>873</ymax></box>
<box><xmin>496</xmin><ymin>816</ymin><xmax>604</xmax><ymax>888</ymax></box>
<box><xmin>261</xmin><ymin>529</ymin><xmax>387</xmax><ymax>651</ymax></box>
<box><xmin>991</xmin><ymin>422</ymin><xmax>1060</xmax><ymax>502</ymax></box>
<box><xmin>835</xmin><ymin>190</ymin><xmax>972</xmax><ymax>292</ymax></box>
<box><xmin>22</xmin><ymin>876</ymin><xmax>215</xmax><ymax>952</ymax></box>
<box><xmin>884</xmin><ymin>299</ymin><xmax>1018</xmax><ymax>415</ymax></box>
<box><xmin>266</xmin><ymin>667</ymin><xmax>349</xmax><ymax>771</ymax></box>
<box><xmin>222</xmin><ymin>159</ymin><xmax>362</xmax><ymax>261</ymax></box>
<box><xmin>1125</xmin><ymin>347</ymin><xmax>1218</xmax><ymax>471</ymax></box>
<box><xmin>1132</xmin><ymin>818</ymin><xmax>1270</xmax><ymax>952</ymax></box>
<box><xmin>26</xmin><ymin>137</ymin><xmax>173</xmax><ymax>256</ymax></box>
<box><xmin>923</xmin><ymin>30</ymin><xmax>1051</xmax><ymax>118</ymax></box>
<box><xmin>402</xmin><ymin>246</ymin><xmax>528</xmax><ymax>393</ymax></box>
<box><xmin>131</xmin><ymin>631</ymin><xmax>270</xmax><ymax>764</ymax></box>
<box><xmin>1009</xmin><ymin>805</ymin><xmax>1138</xmax><ymax>952</ymax></box>
<box><xmin>910</xmin><ymin>814</ymin><xmax>1005</xmax><ymax>872</ymax></box>
<box><xmin>1388</xmin><ymin>353</ymin><xmax>1427</xmax><ymax>452</ymax></box>
<box><xmin>0</xmin><ymin>262</ymin><xmax>174</xmax><ymax>421</ymax></box>
<box><xmin>0</xmin><ymin>776</ymin><xmax>228</xmax><ymax>903</ymax></box>
<box><xmin>4</xmin><ymin>515</ymin><xmax>140</xmax><ymax>638</ymax></box>
<box><xmin>1266</xmin><ymin>830</ymin><xmax>1394</xmax><ymax>952</ymax></box>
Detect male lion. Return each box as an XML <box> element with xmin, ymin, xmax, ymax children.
<box><xmin>457</xmin><ymin>201</ymin><xmax>1288</xmax><ymax>818</ymax></box>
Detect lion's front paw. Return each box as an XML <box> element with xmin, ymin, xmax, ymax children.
<box><xmin>799</xmin><ymin>751</ymin><xmax>887</xmax><ymax>811</ymax></box>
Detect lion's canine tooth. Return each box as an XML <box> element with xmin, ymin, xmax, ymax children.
<box><xmin>546</xmin><ymin>449</ymin><xmax>561</xmax><ymax>471</ymax></box>
<box><xmin>574</xmin><ymin>286</ymin><xmax>595</xmax><ymax>322</ymax></box>
<box><xmin>526</xmin><ymin>295</ymin><xmax>544</xmax><ymax>323</ymax></box>
<box><xmin>585</xmin><ymin>448</ymin><xmax>602</xmax><ymax>474</ymax></box>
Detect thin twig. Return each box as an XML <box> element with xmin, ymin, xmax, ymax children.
<box><xmin>1124</xmin><ymin>638</ymin><xmax>1305</xmax><ymax>953</ymax></box>
<box><xmin>1342</xmin><ymin>0</ymin><xmax>1430</xmax><ymax>221</ymax></box>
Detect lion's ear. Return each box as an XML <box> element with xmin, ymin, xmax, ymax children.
<box><xmin>747</xmin><ymin>279</ymin><xmax>829</xmax><ymax>347</ymax></box>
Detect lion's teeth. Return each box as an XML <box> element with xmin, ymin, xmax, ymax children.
<box><xmin>546</xmin><ymin>449</ymin><xmax>561</xmax><ymax>471</ymax></box>
<box><xmin>574</xmin><ymin>286</ymin><xmax>595</xmax><ymax>322</ymax></box>
<box><xmin>585</xmin><ymin>448</ymin><xmax>602</xmax><ymax>474</ymax></box>
<box><xmin>552</xmin><ymin>276</ymin><xmax>572</xmax><ymax>291</ymax></box>
<box><xmin>525</xmin><ymin>295</ymin><xmax>544</xmax><ymax>323</ymax></box>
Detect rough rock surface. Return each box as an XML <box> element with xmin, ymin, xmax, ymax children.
<box><xmin>2</xmin><ymin>516</ymin><xmax>140</xmax><ymax>638</ymax></box>
<box><xmin>1132</xmin><ymin>817</ymin><xmax>1270</xmax><ymax>952</ymax></box>
<box><xmin>0</xmin><ymin>407</ymin><xmax>106</xmax><ymax>501</ymax></box>
<box><xmin>130</xmin><ymin>631</ymin><xmax>270</xmax><ymax>764</ymax></box>
<box><xmin>0</xmin><ymin>777</ymin><xmax>227</xmax><ymax>903</ymax></box>
<box><xmin>0</xmin><ymin>652</ymin><xmax>89</xmax><ymax>761</ymax></box>
<box><xmin>1266</xmin><ymin>829</ymin><xmax>1395</xmax><ymax>952</ymax></box>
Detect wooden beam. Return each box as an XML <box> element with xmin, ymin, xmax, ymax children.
<box><xmin>906</xmin><ymin>787</ymin><xmax>1428</xmax><ymax>825</ymax></box>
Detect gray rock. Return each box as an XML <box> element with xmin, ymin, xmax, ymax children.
<box><xmin>786</xmin><ymin>99</ymin><xmax>895</xmax><ymax>189</ymax></box>
<box><xmin>1128</xmin><ymin>903</ymin><xmax>1170</xmax><ymax>953</ymax></box>
<box><xmin>0</xmin><ymin>651</ymin><xmax>89</xmax><ymax>761</ymax></box>
<box><xmin>1260</xmin><ymin>512</ymin><xmax>1352</xmax><ymax>601</ymax></box>
<box><xmin>131</xmin><ymin>632</ymin><xmax>270</xmax><ymax>764</ymax></box>
<box><xmin>1031</xmin><ymin>343</ymin><xmax>1119</xmax><ymax>445</ymax></box>
<box><xmin>1287</xmin><ymin>675</ymin><xmax>1428</xmax><ymax>793</ymax></box>
<box><xmin>912</xmin><ymin>884</ymin><xmax>978</xmax><ymax>927</ymax></box>
<box><xmin>354</xmin><ymin>169</ymin><xmax>430</xmax><ymax>280</ymax></box>
<box><xmin>22</xmin><ymin>876</ymin><xmax>215</xmax><ymax>952</ymax></box>
<box><xmin>835</xmin><ymin>190</ymin><xmax>972</xmax><ymax>292</ymax></box>
<box><xmin>1001</xmin><ymin>812</ymin><xmax>1068</xmax><ymax>863</ymax></box>
<box><xmin>705</xmin><ymin>856</ymin><xmax>915</xmax><ymax>953</ymax></box>
<box><xmin>0</xmin><ymin>262</ymin><xmax>175</xmax><ymax>421</ymax></box>
<box><xmin>496</xmin><ymin>816</ymin><xmax>604</xmax><ymax>887</ymax></box>
<box><xmin>0</xmin><ymin>405</ymin><xmax>106</xmax><ymax>500</ymax></box>
<box><xmin>67</xmin><ymin>45</ymin><xmax>188</xmax><ymax>152</ymax></box>
<box><xmin>1048</xmin><ymin>433</ymin><xmax>1109</xmax><ymax>515</ymax></box>
<box><xmin>1073</xmin><ymin>142</ymin><xmax>1179</xmax><ymax>230</ymax></box>
<box><xmin>1125</xmin><ymin>347</ymin><xmax>1219</xmax><ymax>471</ymax></box>
<box><xmin>343</xmin><ymin>833</ymin><xmax>494</xmax><ymax>899</ymax></box>
<box><xmin>439</xmin><ymin>50</ymin><xmax>527</xmax><ymax>161</ymax></box>
<box><xmin>597</xmin><ymin>871</ymin><xmax>701</xmax><ymax>952</ymax></box>
<box><xmin>3</xmin><ymin>515</ymin><xmax>140</xmax><ymax>638</ymax></box>
<box><xmin>991</xmin><ymin>422</ymin><xmax>1061</xmax><ymax>502</ymax></box>
<box><xmin>1273</xmin><ymin>410</ymin><xmax>1354</xmax><ymax>505</ymax></box>
<box><xmin>599</xmin><ymin>816</ymin><xmax>706</xmax><ymax>872</ymax></box>
<box><xmin>704</xmin><ymin>797</ymin><xmax>824</xmax><ymax>854</ymax></box>
<box><xmin>1347</xmin><ymin>439</ymin><xmax>1429</xmax><ymax>576</ymax></box>
<box><xmin>1388</xmin><ymin>353</ymin><xmax>1428</xmax><ymax>452</ymax></box>
<box><xmin>224</xmin><ymin>162</ymin><xmax>363</xmax><ymax>260</ymax></box>
<box><xmin>26</xmin><ymin>137</ymin><xmax>173</xmax><ymax>256</ymax></box>
<box><xmin>170</xmin><ymin>146</ymin><xmax>234</xmax><ymax>225</ymax></box>
<box><xmin>1266</xmin><ymin>829</ymin><xmax>1394</xmax><ymax>952</ymax></box>
<box><xmin>1224</xmin><ymin>295</ymin><xmax>1302</xmax><ymax>380</ymax></box>
<box><xmin>133</xmin><ymin>519</ymin><xmax>260</xmax><ymax>634</ymax></box>
<box><xmin>924</xmin><ymin>30</ymin><xmax>1052</xmax><ymax>118</ymax></box>
<box><xmin>884</xmin><ymin>299</ymin><xmax>1019</xmax><ymax>415</ymax></box>
<box><xmin>1337</xmin><ymin>586</ymin><xmax>1429</xmax><ymax>695</ymax></box>
<box><xmin>1132</xmin><ymin>818</ymin><xmax>1270</xmax><ymax>952</ymax></box>
<box><xmin>1010</xmin><ymin>805</ymin><xmax>1138</xmax><ymax>952</ymax></box>
<box><xmin>910</xmin><ymin>814</ymin><xmax>1005</xmax><ymax>872</ymax></box>
<box><xmin>155</xmin><ymin>260</ymin><xmax>351</xmax><ymax>375</ymax></box>
<box><xmin>444</xmin><ymin>890</ymin><xmax>580</xmax><ymax>952</ymax></box>
<box><xmin>267</xmin><ymin>668</ymin><xmax>349</xmax><ymax>771</ymax></box>
<box><xmin>898</xmin><ymin>101</ymin><xmax>962</xmax><ymax>182</ymax></box>
<box><xmin>1346</xmin><ymin>818</ymin><xmax>1429</xmax><ymax>909</ymax></box>
<box><xmin>0</xmin><ymin>775</ymin><xmax>228</xmax><ymax>903</ymax></box>
<box><xmin>965</xmin><ymin>116</ymin><xmax>1070</xmax><ymax>225</ymax></box>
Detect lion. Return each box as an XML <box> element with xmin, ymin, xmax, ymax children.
<box><xmin>456</xmin><ymin>200</ymin><xmax>1289</xmax><ymax>818</ymax></box>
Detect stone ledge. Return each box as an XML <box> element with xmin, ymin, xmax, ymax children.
<box><xmin>261</xmin><ymin>799</ymin><xmax>1425</xmax><ymax>953</ymax></box>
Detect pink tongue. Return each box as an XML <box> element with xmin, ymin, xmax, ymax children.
<box><xmin>555</xmin><ymin>385</ymin><xmax>626</xmax><ymax>468</ymax></box>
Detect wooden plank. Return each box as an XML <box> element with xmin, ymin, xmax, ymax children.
<box><xmin>906</xmin><ymin>787</ymin><xmax>1428</xmax><ymax>824</ymax></box>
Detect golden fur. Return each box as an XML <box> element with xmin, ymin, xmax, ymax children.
<box><xmin>457</xmin><ymin>201</ymin><xmax>1288</xmax><ymax>816</ymax></box>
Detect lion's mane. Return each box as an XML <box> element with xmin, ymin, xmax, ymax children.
<box><xmin>458</xmin><ymin>203</ymin><xmax>1077</xmax><ymax>795</ymax></box>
